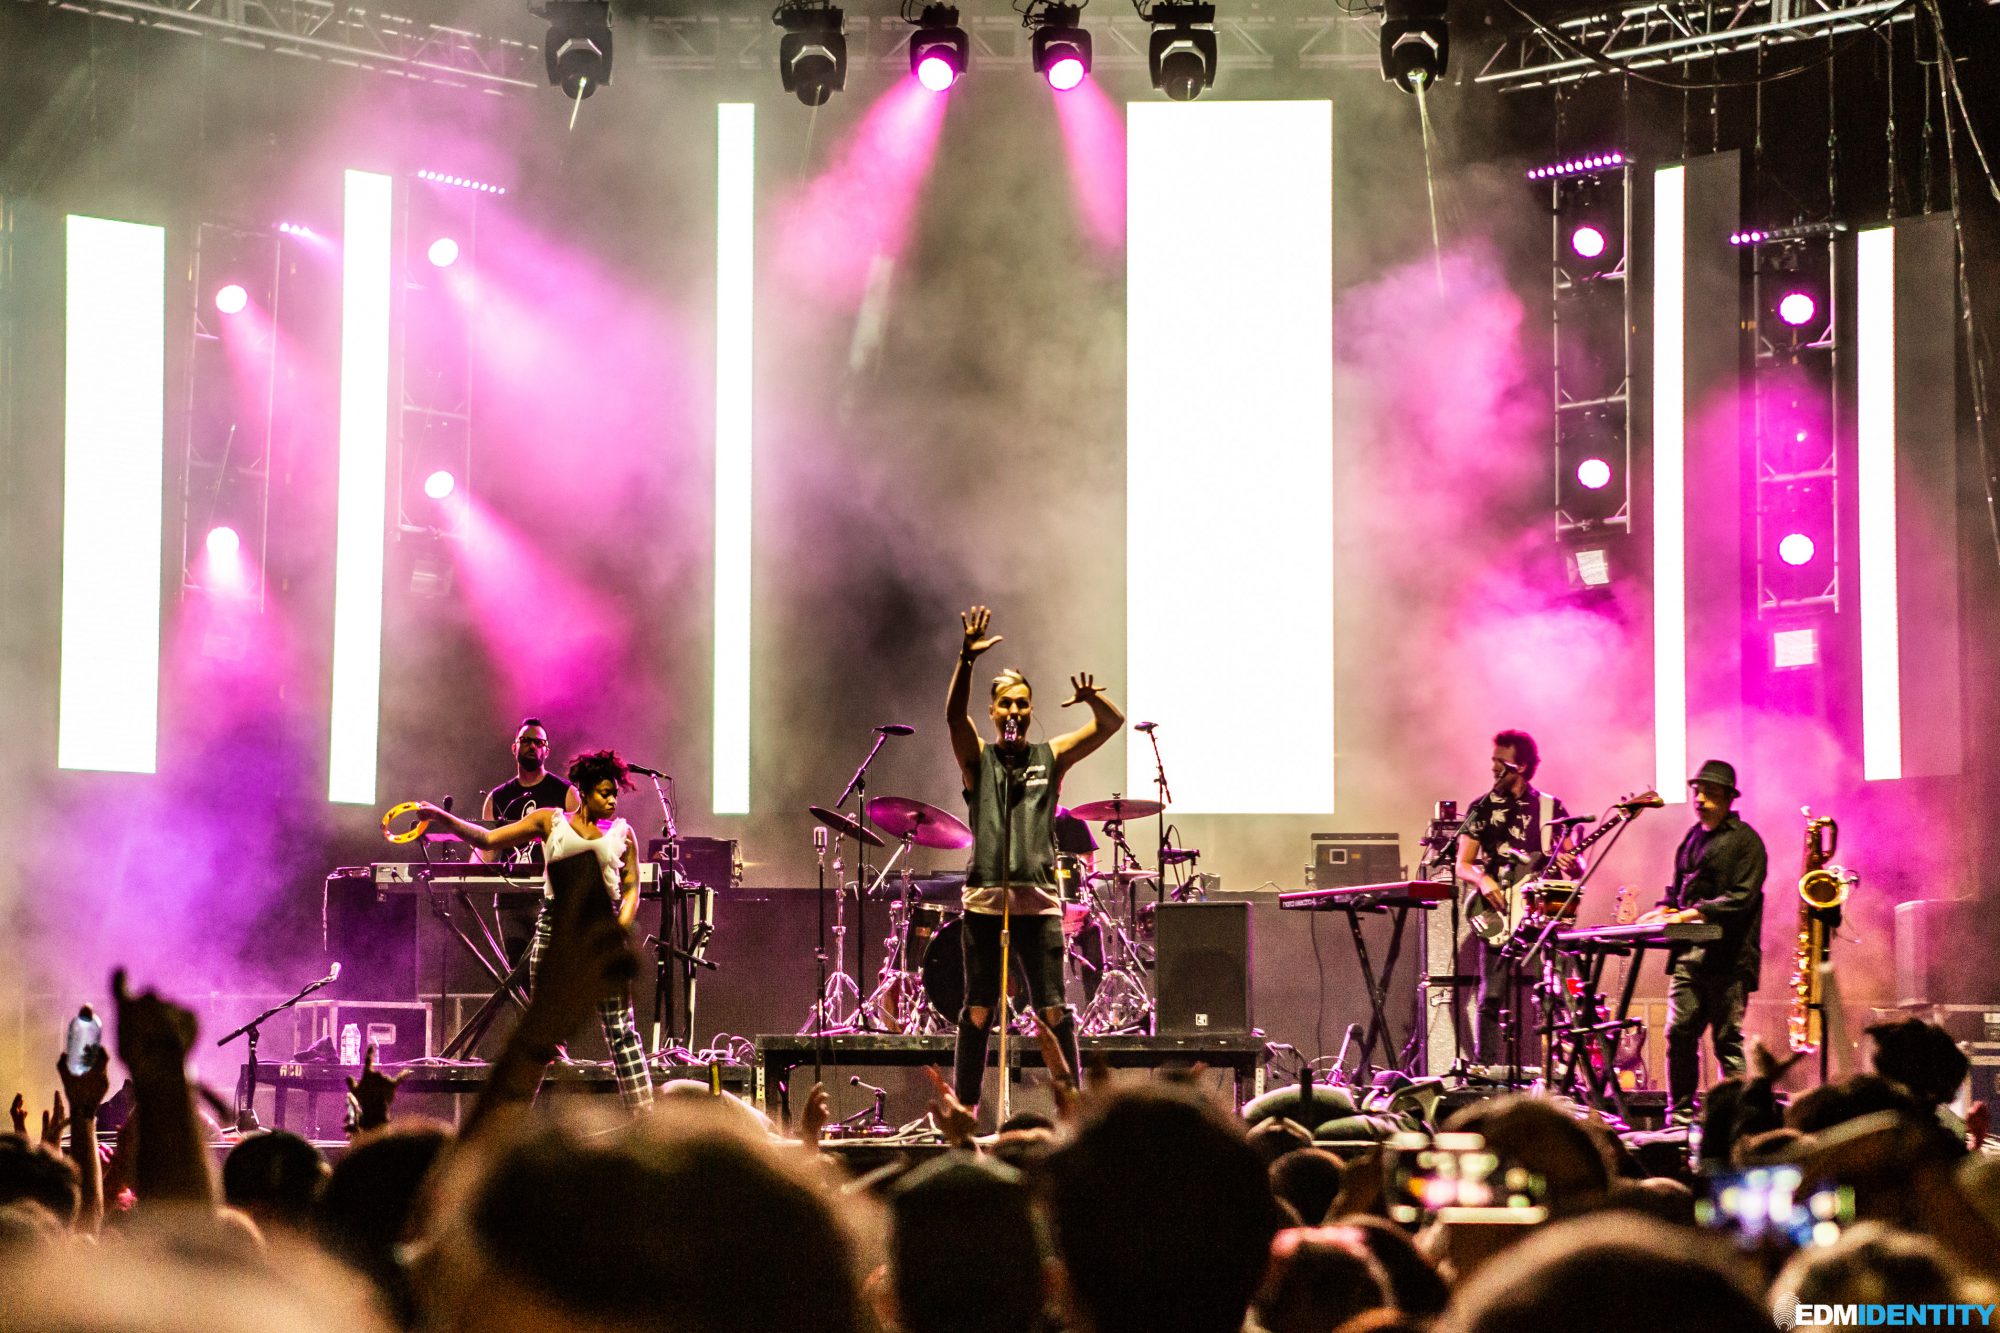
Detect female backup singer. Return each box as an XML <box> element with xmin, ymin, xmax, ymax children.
<box><xmin>410</xmin><ymin>749</ymin><xmax>654</xmax><ymax>1111</ymax></box>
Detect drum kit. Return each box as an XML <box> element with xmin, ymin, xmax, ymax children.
<box><xmin>799</xmin><ymin>793</ymin><xmax>1171</xmax><ymax>1038</ymax></box>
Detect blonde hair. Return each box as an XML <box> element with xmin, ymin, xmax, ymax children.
<box><xmin>991</xmin><ymin>669</ymin><xmax>1031</xmax><ymax>700</ymax></box>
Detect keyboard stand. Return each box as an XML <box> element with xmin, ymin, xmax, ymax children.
<box><xmin>1333</xmin><ymin>899</ymin><xmax>1427</xmax><ymax>1079</ymax></box>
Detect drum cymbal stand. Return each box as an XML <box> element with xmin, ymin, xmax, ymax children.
<box><xmin>1077</xmin><ymin>864</ymin><xmax>1156</xmax><ymax>1035</ymax></box>
<box><xmin>801</xmin><ymin>850</ymin><xmax>866</xmax><ymax>1035</ymax></box>
<box><xmin>863</xmin><ymin>843</ymin><xmax>925</xmax><ymax>1033</ymax></box>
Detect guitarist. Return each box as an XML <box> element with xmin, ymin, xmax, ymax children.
<box><xmin>1454</xmin><ymin>730</ymin><xmax>1579</xmax><ymax>1067</ymax></box>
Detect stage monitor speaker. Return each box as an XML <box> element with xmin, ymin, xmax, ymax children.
<box><xmin>1155</xmin><ymin>902</ymin><xmax>1251</xmax><ymax>1035</ymax></box>
<box><xmin>323</xmin><ymin>871</ymin><xmax>418</xmax><ymax>1001</ymax></box>
<box><xmin>1894</xmin><ymin>899</ymin><xmax>2000</xmax><ymax>1007</ymax></box>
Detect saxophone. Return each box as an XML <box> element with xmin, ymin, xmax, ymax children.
<box><xmin>1789</xmin><ymin>807</ymin><xmax>1854</xmax><ymax>1054</ymax></box>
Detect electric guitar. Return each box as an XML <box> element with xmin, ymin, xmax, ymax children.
<box><xmin>1464</xmin><ymin>790</ymin><xmax>1665</xmax><ymax>946</ymax></box>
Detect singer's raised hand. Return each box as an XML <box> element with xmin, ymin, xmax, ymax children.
<box><xmin>1063</xmin><ymin>673</ymin><xmax>1104</xmax><ymax>708</ymax></box>
<box><xmin>960</xmin><ymin>605</ymin><xmax>1003</xmax><ymax>659</ymax></box>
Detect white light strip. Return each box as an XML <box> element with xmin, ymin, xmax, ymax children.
<box><xmin>58</xmin><ymin>216</ymin><xmax>166</xmax><ymax>773</ymax></box>
<box><xmin>328</xmin><ymin>170</ymin><xmax>394</xmax><ymax>805</ymax></box>
<box><xmin>1856</xmin><ymin>225</ymin><xmax>1901</xmax><ymax>781</ymax></box>
<box><xmin>713</xmin><ymin>103</ymin><xmax>755</xmax><ymax>816</ymax></box>
<box><xmin>1127</xmin><ymin>101</ymin><xmax>1334</xmax><ymax>813</ymax></box>
<box><xmin>1652</xmin><ymin>165</ymin><xmax>1688</xmax><ymax>804</ymax></box>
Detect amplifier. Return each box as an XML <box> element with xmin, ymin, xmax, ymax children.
<box><xmin>1307</xmin><ymin>834</ymin><xmax>1402</xmax><ymax>890</ymax></box>
<box><xmin>292</xmin><ymin>1000</ymin><xmax>432</xmax><ymax>1065</ymax></box>
<box><xmin>649</xmin><ymin>838</ymin><xmax>743</xmax><ymax>891</ymax></box>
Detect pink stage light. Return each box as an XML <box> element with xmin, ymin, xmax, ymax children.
<box><xmin>423</xmin><ymin>468</ymin><xmax>457</xmax><ymax>500</ymax></box>
<box><xmin>1051</xmin><ymin>73</ymin><xmax>1124</xmax><ymax>255</ymax></box>
<box><xmin>1575</xmin><ymin>457</ymin><xmax>1612</xmax><ymax>490</ymax></box>
<box><xmin>1778</xmin><ymin>532</ymin><xmax>1816</xmax><ymax>566</ymax></box>
<box><xmin>214</xmin><ymin>284</ymin><xmax>249</xmax><ymax>315</ymax></box>
<box><xmin>1047</xmin><ymin>54</ymin><xmax>1087</xmax><ymax>91</ymax></box>
<box><xmin>428</xmin><ymin>237</ymin><xmax>461</xmax><ymax>268</ymax></box>
<box><xmin>915</xmin><ymin>53</ymin><xmax>958</xmax><ymax>91</ymax></box>
<box><xmin>205</xmin><ymin>525</ymin><xmax>241</xmax><ymax>558</ymax></box>
<box><xmin>1777</xmin><ymin>291</ymin><xmax>1817</xmax><ymax>327</ymax></box>
<box><xmin>1569</xmin><ymin>225</ymin><xmax>1607</xmax><ymax>259</ymax></box>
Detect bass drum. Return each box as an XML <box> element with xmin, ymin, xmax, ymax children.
<box><xmin>919</xmin><ymin>915</ymin><xmax>1031</xmax><ymax>1027</ymax></box>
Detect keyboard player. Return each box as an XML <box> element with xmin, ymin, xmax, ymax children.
<box><xmin>1635</xmin><ymin>759</ymin><xmax>1767</xmax><ymax>1126</ymax></box>
<box><xmin>480</xmin><ymin>718</ymin><xmax>581</xmax><ymax>866</ymax></box>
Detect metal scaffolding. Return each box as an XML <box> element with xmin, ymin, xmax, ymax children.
<box><xmin>1475</xmin><ymin>0</ymin><xmax>1918</xmax><ymax>92</ymax></box>
<box><xmin>34</xmin><ymin>0</ymin><xmax>540</xmax><ymax>91</ymax></box>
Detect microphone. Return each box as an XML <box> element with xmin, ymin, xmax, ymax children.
<box><xmin>441</xmin><ymin>795</ymin><xmax>454</xmax><ymax>813</ymax></box>
<box><xmin>875</xmin><ymin>724</ymin><xmax>915</xmax><ymax>736</ymax></box>
<box><xmin>1134</xmin><ymin>721</ymin><xmax>1158</xmax><ymax>733</ymax></box>
<box><xmin>813</xmin><ymin>827</ymin><xmax>829</xmax><ymax>852</ymax></box>
<box><xmin>1496</xmin><ymin>758</ymin><xmax>1522</xmax><ymax>773</ymax></box>
<box><xmin>628</xmin><ymin>764</ymin><xmax>669</xmax><ymax>779</ymax></box>
<box><xmin>1547</xmin><ymin>814</ymin><xmax>1597</xmax><ymax>829</ymax></box>
<box><xmin>329</xmin><ymin>961</ymin><xmax>342</xmax><ymax>981</ymax></box>
<box><xmin>850</xmin><ymin>1075</ymin><xmax>887</xmax><ymax>1096</ymax></box>
<box><xmin>1001</xmin><ymin>716</ymin><xmax>1024</xmax><ymax>743</ymax></box>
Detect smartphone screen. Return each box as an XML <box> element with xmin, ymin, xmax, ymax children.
<box><xmin>1697</xmin><ymin>1166</ymin><xmax>1854</xmax><ymax>1249</ymax></box>
<box><xmin>1384</xmin><ymin>1132</ymin><xmax>1549</xmax><ymax>1225</ymax></box>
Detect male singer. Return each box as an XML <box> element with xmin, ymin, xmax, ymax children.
<box><xmin>946</xmin><ymin>605</ymin><xmax>1122</xmax><ymax>1116</ymax></box>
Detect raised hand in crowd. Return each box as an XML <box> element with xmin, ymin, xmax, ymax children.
<box><xmin>8</xmin><ymin>1091</ymin><xmax>24</xmax><ymax>1135</ymax></box>
<box><xmin>55</xmin><ymin>1042</ymin><xmax>111</xmax><ymax>1233</ymax></box>
<box><xmin>799</xmin><ymin>1081</ymin><xmax>831</xmax><ymax>1148</ymax></box>
<box><xmin>920</xmin><ymin>1065</ymin><xmax>978</xmax><ymax>1148</ymax></box>
<box><xmin>39</xmin><ymin>1089</ymin><xmax>65</xmax><ymax>1149</ymax></box>
<box><xmin>344</xmin><ymin>1043</ymin><xmax>407</xmax><ymax>1137</ymax></box>
<box><xmin>111</xmin><ymin>967</ymin><xmax>214</xmax><ymax>1205</ymax></box>
<box><xmin>461</xmin><ymin>875</ymin><xmax>637</xmax><ymax>1139</ymax></box>
<box><xmin>1029</xmin><ymin>1009</ymin><xmax>1080</xmax><ymax>1124</ymax></box>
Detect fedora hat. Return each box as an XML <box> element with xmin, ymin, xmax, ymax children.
<box><xmin>1687</xmin><ymin>759</ymin><xmax>1740</xmax><ymax>797</ymax></box>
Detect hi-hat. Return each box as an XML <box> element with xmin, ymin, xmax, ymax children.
<box><xmin>866</xmin><ymin>796</ymin><xmax>973</xmax><ymax>851</ymax></box>
<box><xmin>1088</xmin><ymin>867</ymin><xmax>1160</xmax><ymax>883</ymax></box>
<box><xmin>1068</xmin><ymin>797</ymin><xmax>1165</xmax><ymax>823</ymax></box>
<box><xmin>808</xmin><ymin>805</ymin><xmax>884</xmax><ymax>848</ymax></box>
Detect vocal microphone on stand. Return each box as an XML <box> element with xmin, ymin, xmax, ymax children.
<box><xmin>628</xmin><ymin>763</ymin><xmax>669</xmax><ymax>779</ymax></box>
<box><xmin>875</xmin><ymin>724</ymin><xmax>915</xmax><ymax>736</ymax></box>
<box><xmin>849</xmin><ymin>1074</ymin><xmax>887</xmax><ymax>1096</ymax></box>
<box><xmin>1002</xmin><ymin>716</ymin><xmax>1024</xmax><ymax>744</ymax></box>
<box><xmin>1546</xmin><ymin>814</ymin><xmax>1596</xmax><ymax>829</ymax></box>
<box><xmin>1134</xmin><ymin>721</ymin><xmax>1158</xmax><ymax>733</ymax></box>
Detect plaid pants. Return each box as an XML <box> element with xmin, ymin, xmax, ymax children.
<box><xmin>529</xmin><ymin>900</ymin><xmax>654</xmax><ymax>1111</ymax></box>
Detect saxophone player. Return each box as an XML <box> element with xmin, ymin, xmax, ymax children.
<box><xmin>1638</xmin><ymin>759</ymin><xmax>1769</xmax><ymax>1126</ymax></box>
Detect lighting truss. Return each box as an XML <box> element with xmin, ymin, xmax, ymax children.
<box><xmin>40</xmin><ymin>0</ymin><xmax>538</xmax><ymax>91</ymax></box>
<box><xmin>1476</xmin><ymin>0</ymin><xmax>1917</xmax><ymax>92</ymax></box>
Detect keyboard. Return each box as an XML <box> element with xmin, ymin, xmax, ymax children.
<box><xmin>1277</xmin><ymin>881</ymin><xmax>1449</xmax><ymax>910</ymax></box>
<box><xmin>336</xmin><ymin>862</ymin><xmax>661</xmax><ymax>895</ymax></box>
<box><xmin>1555</xmin><ymin>921</ymin><xmax>1721</xmax><ymax>948</ymax></box>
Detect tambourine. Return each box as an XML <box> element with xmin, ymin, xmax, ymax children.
<box><xmin>381</xmin><ymin>801</ymin><xmax>433</xmax><ymax>845</ymax></box>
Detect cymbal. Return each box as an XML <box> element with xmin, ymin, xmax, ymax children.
<box><xmin>1068</xmin><ymin>796</ymin><xmax>1165</xmax><ymax>823</ymax></box>
<box><xmin>1088</xmin><ymin>868</ymin><xmax>1160</xmax><ymax>883</ymax></box>
<box><xmin>808</xmin><ymin>805</ymin><xmax>884</xmax><ymax>849</ymax></box>
<box><xmin>866</xmin><ymin>796</ymin><xmax>974</xmax><ymax>851</ymax></box>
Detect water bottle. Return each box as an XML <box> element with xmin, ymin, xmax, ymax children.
<box><xmin>65</xmin><ymin>1005</ymin><xmax>102</xmax><ymax>1076</ymax></box>
<box><xmin>340</xmin><ymin>1023</ymin><xmax>362</xmax><ymax>1066</ymax></box>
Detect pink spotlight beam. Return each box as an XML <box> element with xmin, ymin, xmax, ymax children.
<box><xmin>1050</xmin><ymin>72</ymin><xmax>1125</xmax><ymax>256</ymax></box>
<box><xmin>772</xmin><ymin>78</ymin><xmax>950</xmax><ymax>310</ymax></box>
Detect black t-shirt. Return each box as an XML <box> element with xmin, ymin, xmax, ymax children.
<box><xmin>488</xmin><ymin>773</ymin><xmax>574</xmax><ymax>866</ymax></box>
<box><xmin>1460</xmin><ymin>785</ymin><xmax>1570</xmax><ymax>885</ymax></box>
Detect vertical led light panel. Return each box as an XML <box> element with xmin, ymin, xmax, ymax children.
<box><xmin>1651</xmin><ymin>165</ymin><xmax>1688</xmax><ymax>803</ymax></box>
<box><xmin>58</xmin><ymin>215</ymin><xmax>166</xmax><ymax>773</ymax></box>
<box><xmin>713</xmin><ymin>103</ymin><xmax>755</xmax><ymax>816</ymax></box>
<box><xmin>328</xmin><ymin>170</ymin><xmax>394</xmax><ymax>804</ymax></box>
<box><xmin>1127</xmin><ymin>101</ymin><xmax>1333</xmax><ymax>813</ymax></box>
<box><xmin>1855</xmin><ymin>225</ymin><xmax>1900</xmax><ymax>780</ymax></box>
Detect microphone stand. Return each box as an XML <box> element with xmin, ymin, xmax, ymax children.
<box><xmin>813</xmin><ymin>828</ymin><xmax>829</xmax><ymax>1082</ymax></box>
<box><xmin>835</xmin><ymin>732</ymin><xmax>892</xmax><ymax>1025</ymax></box>
<box><xmin>218</xmin><ymin>965</ymin><xmax>343</xmax><ymax>1132</ymax></box>
<box><xmin>1142</xmin><ymin>726</ymin><xmax>1173</xmax><ymax>904</ymax></box>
